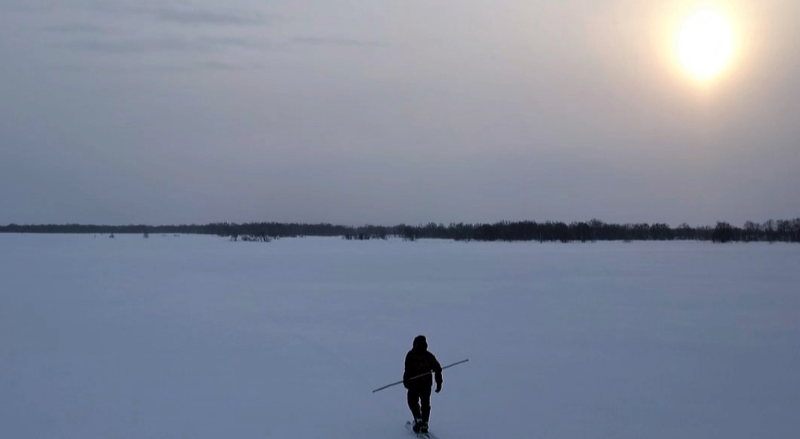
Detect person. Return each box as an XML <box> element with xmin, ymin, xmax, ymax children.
<box><xmin>403</xmin><ymin>335</ymin><xmax>443</xmax><ymax>433</ymax></box>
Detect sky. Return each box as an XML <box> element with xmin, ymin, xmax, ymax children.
<box><xmin>1</xmin><ymin>0</ymin><xmax>798</xmax><ymax>226</ymax></box>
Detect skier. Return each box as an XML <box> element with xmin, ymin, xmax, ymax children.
<box><xmin>404</xmin><ymin>335</ymin><xmax>443</xmax><ymax>434</ymax></box>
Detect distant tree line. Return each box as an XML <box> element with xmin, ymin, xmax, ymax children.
<box><xmin>1</xmin><ymin>219</ymin><xmax>799</xmax><ymax>243</ymax></box>
<box><xmin>391</xmin><ymin>219</ymin><xmax>800</xmax><ymax>243</ymax></box>
<box><xmin>0</xmin><ymin>222</ymin><xmax>350</xmax><ymax>238</ymax></box>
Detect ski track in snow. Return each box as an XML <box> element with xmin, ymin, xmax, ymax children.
<box><xmin>2</xmin><ymin>234</ymin><xmax>800</xmax><ymax>439</ymax></box>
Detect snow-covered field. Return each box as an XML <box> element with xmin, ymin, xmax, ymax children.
<box><xmin>2</xmin><ymin>234</ymin><xmax>799</xmax><ymax>439</ymax></box>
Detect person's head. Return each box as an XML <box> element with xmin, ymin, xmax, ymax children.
<box><xmin>413</xmin><ymin>335</ymin><xmax>428</xmax><ymax>351</ymax></box>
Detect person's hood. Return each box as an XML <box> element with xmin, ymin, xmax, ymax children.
<box><xmin>413</xmin><ymin>335</ymin><xmax>427</xmax><ymax>351</ymax></box>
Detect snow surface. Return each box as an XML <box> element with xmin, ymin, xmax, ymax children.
<box><xmin>2</xmin><ymin>234</ymin><xmax>800</xmax><ymax>439</ymax></box>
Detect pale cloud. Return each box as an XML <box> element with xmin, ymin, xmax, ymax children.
<box><xmin>292</xmin><ymin>37</ymin><xmax>384</xmax><ymax>48</ymax></box>
<box><xmin>152</xmin><ymin>8</ymin><xmax>267</xmax><ymax>26</ymax></box>
<box><xmin>42</xmin><ymin>23</ymin><xmax>108</xmax><ymax>34</ymax></box>
<box><xmin>53</xmin><ymin>36</ymin><xmax>266</xmax><ymax>54</ymax></box>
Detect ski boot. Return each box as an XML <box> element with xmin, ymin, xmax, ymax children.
<box><xmin>412</xmin><ymin>418</ymin><xmax>424</xmax><ymax>433</ymax></box>
<box><xmin>419</xmin><ymin>421</ymin><xmax>429</xmax><ymax>433</ymax></box>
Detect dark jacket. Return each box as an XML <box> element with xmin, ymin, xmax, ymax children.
<box><xmin>403</xmin><ymin>336</ymin><xmax>443</xmax><ymax>389</ymax></box>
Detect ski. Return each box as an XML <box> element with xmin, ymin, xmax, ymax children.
<box><xmin>405</xmin><ymin>421</ymin><xmax>439</xmax><ymax>439</ymax></box>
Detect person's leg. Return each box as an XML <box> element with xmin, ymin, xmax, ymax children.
<box><xmin>407</xmin><ymin>388</ymin><xmax>422</xmax><ymax>421</ymax></box>
<box><xmin>420</xmin><ymin>386</ymin><xmax>432</xmax><ymax>431</ymax></box>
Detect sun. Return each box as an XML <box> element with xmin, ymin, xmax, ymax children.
<box><xmin>676</xmin><ymin>8</ymin><xmax>736</xmax><ymax>82</ymax></box>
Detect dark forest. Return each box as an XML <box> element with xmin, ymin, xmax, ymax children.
<box><xmin>2</xmin><ymin>219</ymin><xmax>799</xmax><ymax>243</ymax></box>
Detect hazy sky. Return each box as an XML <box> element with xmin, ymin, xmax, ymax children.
<box><xmin>2</xmin><ymin>0</ymin><xmax>798</xmax><ymax>226</ymax></box>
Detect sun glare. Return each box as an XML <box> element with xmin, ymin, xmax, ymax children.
<box><xmin>676</xmin><ymin>8</ymin><xmax>736</xmax><ymax>82</ymax></box>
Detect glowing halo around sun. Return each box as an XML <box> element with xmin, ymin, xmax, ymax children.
<box><xmin>675</xmin><ymin>8</ymin><xmax>736</xmax><ymax>82</ymax></box>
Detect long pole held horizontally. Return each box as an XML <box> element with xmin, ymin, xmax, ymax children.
<box><xmin>372</xmin><ymin>359</ymin><xmax>469</xmax><ymax>393</ymax></box>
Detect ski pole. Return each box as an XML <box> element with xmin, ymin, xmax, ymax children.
<box><xmin>372</xmin><ymin>359</ymin><xmax>469</xmax><ymax>393</ymax></box>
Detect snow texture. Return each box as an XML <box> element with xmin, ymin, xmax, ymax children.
<box><xmin>2</xmin><ymin>234</ymin><xmax>799</xmax><ymax>439</ymax></box>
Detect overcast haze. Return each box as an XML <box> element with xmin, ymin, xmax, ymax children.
<box><xmin>2</xmin><ymin>0</ymin><xmax>798</xmax><ymax>226</ymax></box>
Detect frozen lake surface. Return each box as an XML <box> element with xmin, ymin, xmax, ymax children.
<box><xmin>2</xmin><ymin>234</ymin><xmax>799</xmax><ymax>439</ymax></box>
